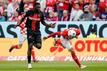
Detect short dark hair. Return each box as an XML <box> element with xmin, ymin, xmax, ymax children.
<box><xmin>34</xmin><ymin>2</ymin><xmax>40</xmax><ymax>13</ymax></box>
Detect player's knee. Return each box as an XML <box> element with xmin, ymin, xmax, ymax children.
<box><xmin>69</xmin><ymin>48</ymin><xmax>75</xmax><ymax>54</ymax></box>
<box><xmin>29</xmin><ymin>43</ymin><xmax>33</xmax><ymax>48</ymax></box>
<box><xmin>36</xmin><ymin>43</ymin><xmax>42</xmax><ymax>49</ymax></box>
<box><xmin>18</xmin><ymin>44</ymin><xmax>23</xmax><ymax>49</ymax></box>
<box><xmin>71</xmin><ymin>50</ymin><xmax>75</xmax><ymax>54</ymax></box>
<box><xmin>34</xmin><ymin>43</ymin><xmax>42</xmax><ymax>49</ymax></box>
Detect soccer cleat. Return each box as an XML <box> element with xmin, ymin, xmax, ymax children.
<box><xmin>80</xmin><ymin>65</ymin><xmax>87</xmax><ymax>69</ymax></box>
<box><xmin>9</xmin><ymin>45</ymin><xmax>19</xmax><ymax>52</ymax></box>
<box><xmin>9</xmin><ymin>46</ymin><xmax>14</xmax><ymax>52</ymax></box>
<box><xmin>28</xmin><ymin>63</ymin><xmax>32</xmax><ymax>69</ymax></box>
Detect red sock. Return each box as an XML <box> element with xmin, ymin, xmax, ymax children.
<box><xmin>12</xmin><ymin>45</ymin><xmax>19</xmax><ymax>49</ymax></box>
<box><xmin>32</xmin><ymin>48</ymin><xmax>35</xmax><ymax>61</ymax></box>
<box><xmin>71</xmin><ymin>53</ymin><xmax>81</xmax><ymax>67</ymax></box>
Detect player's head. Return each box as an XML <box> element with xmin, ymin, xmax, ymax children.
<box><xmin>68</xmin><ymin>29</ymin><xmax>76</xmax><ymax>39</ymax></box>
<box><xmin>34</xmin><ymin>2</ymin><xmax>40</xmax><ymax>13</ymax></box>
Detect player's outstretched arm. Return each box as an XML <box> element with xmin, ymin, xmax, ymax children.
<box><xmin>43</xmin><ymin>32</ymin><xmax>61</xmax><ymax>41</ymax></box>
<box><xmin>16</xmin><ymin>10</ymin><xmax>32</xmax><ymax>27</ymax></box>
<box><xmin>40</xmin><ymin>12</ymin><xmax>56</xmax><ymax>28</ymax></box>
<box><xmin>41</xmin><ymin>21</ymin><xmax>56</xmax><ymax>28</ymax></box>
<box><xmin>18</xmin><ymin>14</ymin><xmax>26</xmax><ymax>26</ymax></box>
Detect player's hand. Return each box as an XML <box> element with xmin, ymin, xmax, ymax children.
<box><xmin>43</xmin><ymin>37</ymin><xmax>48</xmax><ymax>40</ymax></box>
<box><xmin>50</xmin><ymin>23</ymin><xmax>56</xmax><ymax>28</ymax></box>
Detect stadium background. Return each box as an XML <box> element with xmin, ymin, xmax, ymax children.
<box><xmin>0</xmin><ymin>21</ymin><xmax>107</xmax><ymax>61</ymax></box>
<box><xmin>0</xmin><ymin>0</ymin><xmax>107</xmax><ymax>71</ymax></box>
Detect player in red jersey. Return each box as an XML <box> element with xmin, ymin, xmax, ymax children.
<box><xmin>44</xmin><ymin>27</ymin><xmax>87</xmax><ymax>69</ymax></box>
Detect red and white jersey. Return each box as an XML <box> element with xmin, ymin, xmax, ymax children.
<box><xmin>47</xmin><ymin>28</ymin><xmax>80</xmax><ymax>38</ymax></box>
<box><xmin>18</xmin><ymin>2</ymin><xmax>35</xmax><ymax>35</ymax></box>
<box><xmin>8</xmin><ymin>14</ymin><xmax>27</xmax><ymax>35</ymax></box>
<box><xmin>17</xmin><ymin>14</ymin><xmax>27</xmax><ymax>35</ymax></box>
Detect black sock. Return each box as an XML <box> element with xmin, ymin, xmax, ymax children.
<box><xmin>27</xmin><ymin>56</ymin><xmax>31</xmax><ymax>64</ymax></box>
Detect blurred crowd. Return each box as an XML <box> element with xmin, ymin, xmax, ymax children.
<box><xmin>0</xmin><ymin>0</ymin><xmax>107</xmax><ymax>22</ymax></box>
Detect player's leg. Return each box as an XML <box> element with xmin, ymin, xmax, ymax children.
<box><xmin>27</xmin><ymin>30</ymin><xmax>34</xmax><ymax>69</ymax></box>
<box><xmin>62</xmin><ymin>43</ymin><xmax>82</xmax><ymax>68</ymax></box>
<box><xmin>31</xmin><ymin>47</ymin><xmax>36</xmax><ymax>62</ymax></box>
<box><xmin>33</xmin><ymin>37</ymin><xmax>42</xmax><ymax>49</ymax></box>
<box><xmin>27</xmin><ymin>42</ymin><xmax>33</xmax><ymax>69</ymax></box>
<box><xmin>69</xmin><ymin>48</ymin><xmax>81</xmax><ymax>67</ymax></box>
<box><xmin>69</xmin><ymin>48</ymin><xmax>87</xmax><ymax>69</ymax></box>
<box><xmin>9</xmin><ymin>44</ymin><xmax>22</xmax><ymax>52</ymax></box>
<box><xmin>61</xmin><ymin>39</ymin><xmax>81</xmax><ymax>67</ymax></box>
<box><xmin>33</xmin><ymin>31</ymin><xmax>42</xmax><ymax>49</ymax></box>
<box><xmin>9</xmin><ymin>34</ymin><xmax>26</xmax><ymax>52</ymax></box>
<box><xmin>33</xmin><ymin>32</ymin><xmax>42</xmax><ymax>61</ymax></box>
<box><xmin>60</xmin><ymin>37</ymin><xmax>86</xmax><ymax>69</ymax></box>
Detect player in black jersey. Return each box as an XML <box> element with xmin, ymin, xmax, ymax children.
<box><xmin>18</xmin><ymin>3</ymin><xmax>55</xmax><ymax>69</ymax></box>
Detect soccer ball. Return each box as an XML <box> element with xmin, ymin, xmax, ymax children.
<box><xmin>68</xmin><ymin>30</ymin><xmax>76</xmax><ymax>38</ymax></box>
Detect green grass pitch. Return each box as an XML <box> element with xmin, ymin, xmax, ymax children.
<box><xmin>0</xmin><ymin>61</ymin><xmax>107</xmax><ymax>71</ymax></box>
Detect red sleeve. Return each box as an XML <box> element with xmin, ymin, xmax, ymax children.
<box><xmin>47</xmin><ymin>32</ymin><xmax>61</xmax><ymax>38</ymax></box>
<box><xmin>76</xmin><ymin>29</ymin><xmax>80</xmax><ymax>36</ymax></box>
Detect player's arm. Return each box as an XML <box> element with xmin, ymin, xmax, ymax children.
<box><xmin>43</xmin><ymin>32</ymin><xmax>61</xmax><ymax>40</ymax></box>
<box><xmin>18</xmin><ymin>15</ymin><xmax>26</xmax><ymax>25</ymax></box>
<box><xmin>40</xmin><ymin>12</ymin><xmax>56</xmax><ymax>28</ymax></box>
<box><xmin>15</xmin><ymin>10</ymin><xmax>32</xmax><ymax>27</ymax></box>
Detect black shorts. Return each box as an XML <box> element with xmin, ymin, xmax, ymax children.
<box><xmin>27</xmin><ymin>29</ymin><xmax>42</xmax><ymax>47</ymax></box>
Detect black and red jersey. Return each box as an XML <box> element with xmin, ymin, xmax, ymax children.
<box><xmin>22</xmin><ymin>10</ymin><xmax>44</xmax><ymax>31</ymax></box>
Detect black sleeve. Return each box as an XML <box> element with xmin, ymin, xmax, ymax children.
<box><xmin>40</xmin><ymin>12</ymin><xmax>45</xmax><ymax>22</ymax></box>
<box><xmin>40</xmin><ymin>12</ymin><xmax>51</xmax><ymax>27</ymax></box>
<box><xmin>19</xmin><ymin>10</ymin><xmax>33</xmax><ymax>25</ymax></box>
<box><xmin>26</xmin><ymin>10</ymin><xmax>34</xmax><ymax>16</ymax></box>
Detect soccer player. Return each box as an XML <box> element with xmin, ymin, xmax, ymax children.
<box><xmin>43</xmin><ymin>27</ymin><xmax>87</xmax><ymax>69</ymax></box>
<box><xmin>17</xmin><ymin>3</ymin><xmax>55</xmax><ymax>69</ymax></box>
<box><xmin>9</xmin><ymin>0</ymin><xmax>36</xmax><ymax>62</ymax></box>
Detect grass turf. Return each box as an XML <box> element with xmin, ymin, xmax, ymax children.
<box><xmin>0</xmin><ymin>61</ymin><xmax>107</xmax><ymax>71</ymax></box>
